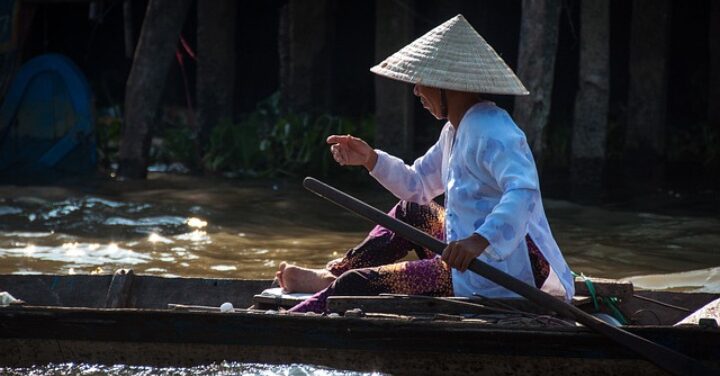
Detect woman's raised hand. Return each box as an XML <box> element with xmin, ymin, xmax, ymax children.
<box><xmin>326</xmin><ymin>135</ymin><xmax>378</xmax><ymax>171</ymax></box>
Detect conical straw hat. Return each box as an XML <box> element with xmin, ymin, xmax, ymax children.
<box><xmin>371</xmin><ymin>14</ymin><xmax>529</xmax><ymax>95</ymax></box>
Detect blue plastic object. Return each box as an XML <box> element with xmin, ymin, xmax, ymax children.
<box><xmin>593</xmin><ymin>313</ymin><xmax>623</xmax><ymax>327</ymax></box>
<box><xmin>0</xmin><ymin>53</ymin><xmax>96</xmax><ymax>180</ymax></box>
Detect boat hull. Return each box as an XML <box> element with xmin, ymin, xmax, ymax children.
<box><xmin>1</xmin><ymin>305</ymin><xmax>718</xmax><ymax>375</ymax></box>
<box><xmin>1</xmin><ymin>274</ymin><xmax>719</xmax><ymax>375</ymax></box>
<box><xmin>1</xmin><ymin>338</ymin><xmax>683</xmax><ymax>375</ymax></box>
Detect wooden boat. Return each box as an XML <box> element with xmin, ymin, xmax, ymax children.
<box><xmin>0</xmin><ymin>270</ymin><xmax>718</xmax><ymax>375</ymax></box>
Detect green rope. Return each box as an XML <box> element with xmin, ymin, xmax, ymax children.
<box><xmin>573</xmin><ymin>271</ymin><xmax>599</xmax><ymax>310</ymax></box>
<box><xmin>572</xmin><ymin>271</ymin><xmax>627</xmax><ymax>324</ymax></box>
<box><xmin>602</xmin><ymin>296</ymin><xmax>628</xmax><ymax>325</ymax></box>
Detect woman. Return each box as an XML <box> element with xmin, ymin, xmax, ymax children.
<box><xmin>276</xmin><ymin>14</ymin><xmax>574</xmax><ymax>313</ymax></box>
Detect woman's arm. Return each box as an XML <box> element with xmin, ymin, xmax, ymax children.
<box><xmin>327</xmin><ymin>131</ymin><xmax>446</xmax><ymax>205</ymax></box>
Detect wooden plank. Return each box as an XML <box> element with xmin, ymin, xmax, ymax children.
<box><xmin>0</xmin><ymin>274</ymin><xmax>273</xmax><ymax>309</ymax></box>
<box><xmin>252</xmin><ymin>294</ymin><xmax>304</xmax><ymax>310</ymax></box>
<box><xmin>0</xmin><ymin>274</ymin><xmax>112</xmax><ymax>307</ymax></box>
<box><xmin>252</xmin><ymin>278</ymin><xmax>634</xmax><ymax>312</ymax></box>
<box><xmin>676</xmin><ymin>298</ymin><xmax>720</xmax><ymax>327</ymax></box>
<box><xmin>574</xmin><ymin>277</ymin><xmax>634</xmax><ymax>300</ymax></box>
<box><xmin>131</xmin><ymin>276</ymin><xmax>269</xmax><ymax>309</ymax></box>
<box><xmin>327</xmin><ymin>295</ymin><xmax>552</xmax><ymax>316</ymax></box>
<box><xmin>623</xmin><ymin>291</ymin><xmax>719</xmax><ymax>326</ymax></box>
<box><xmin>256</xmin><ymin>294</ymin><xmax>593</xmax><ymax>313</ymax></box>
<box><xmin>0</xmin><ymin>304</ymin><xmax>718</xmax><ymax>371</ymax></box>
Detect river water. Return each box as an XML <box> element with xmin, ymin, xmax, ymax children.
<box><xmin>0</xmin><ymin>362</ymin><xmax>382</xmax><ymax>376</ymax></box>
<box><xmin>1</xmin><ymin>174</ymin><xmax>719</xmax><ymax>375</ymax></box>
<box><xmin>1</xmin><ymin>174</ymin><xmax>718</xmax><ymax>289</ymax></box>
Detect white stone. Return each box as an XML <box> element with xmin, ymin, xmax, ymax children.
<box><xmin>0</xmin><ymin>292</ymin><xmax>19</xmax><ymax>306</ymax></box>
<box><xmin>220</xmin><ymin>302</ymin><xmax>234</xmax><ymax>313</ymax></box>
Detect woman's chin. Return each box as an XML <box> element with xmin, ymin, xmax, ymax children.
<box><xmin>422</xmin><ymin>107</ymin><xmax>440</xmax><ymax>119</ymax></box>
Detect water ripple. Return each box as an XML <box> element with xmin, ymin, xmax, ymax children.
<box><xmin>0</xmin><ymin>242</ymin><xmax>150</xmax><ymax>266</ymax></box>
<box><xmin>0</xmin><ymin>362</ymin><xmax>384</xmax><ymax>376</ymax></box>
<box><xmin>0</xmin><ymin>206</ymin><xmax>23</xmax><ymax>216</ymax></box>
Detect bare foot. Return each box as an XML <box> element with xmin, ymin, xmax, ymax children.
<box><xmin>276</xmin><ymin>261</ymin><xmax>336</xmax><ymax>293</ymax></box>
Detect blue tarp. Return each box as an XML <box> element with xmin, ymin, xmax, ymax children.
<box><xmin>0</xmin><ymin>53</ymin><xmax>96</xmax><ymax>181</ymax></box>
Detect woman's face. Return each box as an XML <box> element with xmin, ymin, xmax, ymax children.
<box><xmin>413</xmin><ymin>84</ymin><xmax>444</xmax><ymax>120</ymax></box>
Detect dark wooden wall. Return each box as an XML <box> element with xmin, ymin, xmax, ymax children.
<box><xmin>10</xmin><ymin>0</ymin><xmax>719</xmax><ymax>191</ymax></box>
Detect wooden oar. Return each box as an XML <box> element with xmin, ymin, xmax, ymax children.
<box><xmin>303</xmin><ymin>177</ymin><xmax>713</xmax><ymax>376</ymax></box>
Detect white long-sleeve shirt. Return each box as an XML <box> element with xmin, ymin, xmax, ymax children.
<box><xmin>369</xmin><ymin>102</ymin><xmax>575</xmax><ymax>301</ymax></box>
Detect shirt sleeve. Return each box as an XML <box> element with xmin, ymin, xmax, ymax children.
<box><xmin>474</xmin><ymin>127</ymin><xmax>540</xmax><ymax>261</ymax></box>
<box><xmin>369</xmin><ymin>135</ymin><xmax>445</xmax><ymax>205</ymax></box>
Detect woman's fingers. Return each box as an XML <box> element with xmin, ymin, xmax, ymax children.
<box><xmin>442</xmin><ymin>243</ymin><xmax>476</xmax><ymax>272</ymax></box>
<box><xmin>340</xmin><ymin>144</ymin><xmax>355</xmax><ymax>164</ymax></box>
<box><xmin>331</xmin><ymin>143</ymin><xmax>354</xmax><ymax>166</ymax></box>
<box><xmin>331</xmin><ymin>144</ymin><xmax>343</xmax><ymax>164</ymax></box>
<box><xmin>338</xmin><ymin>144</ymin><xmax>348</xmax><ymax>165</ymax></box>
<box><xmin>328</xmin><ymin>134</ymin><xmax>367</xmax><ymax>148</ymax></box>
<box><xmin>442</xmin><ymin>242</ymin><xmax>456</xmax><ymax>268</ymax></box>
<box><xmin>459</xmin><ymin>253</ymin><xmax>472</xmax><ymax>272</ymax></box>
<box><xmin>347</xmin><ymin>138</ymin><xmax>369</xmax><ymax>154</ymax></box>
<box><xmin>328</xmin><ymin>134</ymin><xmax>373</xmax><ymax>167</ymax></box>
<box><xmin>326</xmin><ymin>135</ymin><xmax>343</xmax><ymax>144</ymax></box>
<box><xmin>441</xmin><ymin>244</ymin><xmax>450</xmax><ymax>263</ymax></box>
<box><xmin>327</xmin><ymin>134</ymin><xmax>353</xmax><ymax>145</ymax></box>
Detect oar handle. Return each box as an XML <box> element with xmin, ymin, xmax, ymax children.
<box><xmin>303</xmin><ymin>177</ymin><xmax>714</xmax><ymax>376</ymax></box>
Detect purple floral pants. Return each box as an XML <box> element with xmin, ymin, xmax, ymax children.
<box><xmin>289</xmin><ymin>200</ymin><xmax>549</xmax><ymax>313</ymax></box>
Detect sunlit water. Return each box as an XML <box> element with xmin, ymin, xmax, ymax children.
<box><xmin>0</xmin><ymin>362</ymin><xmax>384</xmax><ymax>376</ymax></box>
<box><xmin>1</xmin><ymin>174</ymin><xmax>719</xmax><ymax>375</ymax></box>
<box><xmin>0</xmin><ymin>175</ymin><xmax>375</xmax><ymax>279</ymax></box>
<box><xmin>1</xmin><ymin>174</ymin><xmax>719</xmax><ymax>290</ymax></box>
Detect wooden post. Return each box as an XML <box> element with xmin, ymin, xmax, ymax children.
<box><xmin>513</xmin><ymin>0</ymin><xmax>562</xmax><ymax>172</ymax></box>
<box><xmin>122</xmin><ymin>0</ymin><xmax>134</xmax><ymax>59</ymax></box>
<box><xmin>278</xmin><ymin>0</ymin><xmax>331</xmax><ymax>113</ymax></box>
<box><xmin>709</xmin><ymin>1</ymin><xmax>720</xmax><ymax>186</ymax></box>
<box><xmin>196</xmin><ymin>0</ymin><xmax>236</xmax><ymax>156</ymax></box>
<box><xmin>570</xmin><ymin>0</ymin><xmax>609</xmax><ymax>200</ymax></box>
<box><xmin>374</xmin><ymin>0</ymin><xmax>415</xmax><ymax>160</ymax></box>
<box><xmin>118</xmin><ymin>0</ymin><xmax>192</xmax><ymax>179</ymax></box>
<box><xmin>624</xmin><ymin>0</ymin><xmax>670</xmax><ymax>186</ymax></box>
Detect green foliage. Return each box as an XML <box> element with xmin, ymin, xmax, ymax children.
<box><xmin>95</xmin><ymin>115</ymin><xmax>122</xmax><ymax>168</ymax></box>
<box><xmin>152</xmin><ymin>125</ymin><xmax>198</xmax><ymax>170</ymax></box>
<box><xmin>94</xmin><ymin>94</ymin><xmax>375</xmax><ymax>179</ymax></box>
<box><xmin>605</xmin><ymin>118</ymin><xmax>625</xmax><ymax>161</ymax></box>
<box><xmin>204</xmin><ymin>93</ymin><xmax>376</xmax><ymax>179</ymax></box>
<box><xmin>702</xmin><ymin>123</ymin><xmax>720</xmax><ymax>169</ymax></box>
<box><xmin>666</xmin><ymin>121</ymin><xmax>719</xmax><ymax>167</ymax></box>
<box><xmin>204</xmin><ymin>116</ymin><xmax>262</xmax><ymax>175</ymax></box>
<box><xmin>543</xmin><ymin>121</ymin><xmax>571</xmax><ymax>170</ymax></box>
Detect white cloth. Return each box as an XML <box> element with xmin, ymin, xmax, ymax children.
<box><xmin>369</xmin><ymin>102</ymin><xmax>575</xmax><ymax>301</ymax></box>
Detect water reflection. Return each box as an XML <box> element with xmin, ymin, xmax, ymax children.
<box><xmin>0</xmin><ymin>175</ymin><xmax>718</xmax><ymax>292</ymax></box>
<box><xmin>624</xmin><ymin>266</ymin><xmax>720</xmax><ymax>293</ymax></box>
<box><xmin>1</xmin><ymin>242</ymin><xmax>148</xmax><ymax>267</ymax></box>
<box><xmin>0</xmin><ymin>176</ymin><xmax>368</xmax><ymax>278</ymax></box>
<box><xmin>0</xmin><ymin>362</ymin><xmax>385</xmax><ymax>376</ymax></box>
